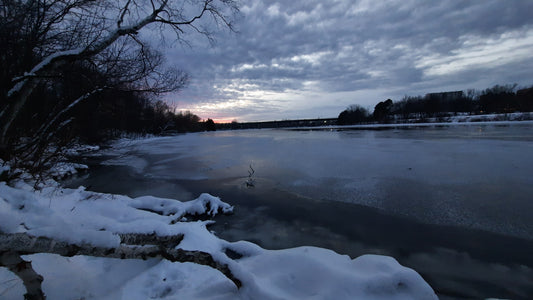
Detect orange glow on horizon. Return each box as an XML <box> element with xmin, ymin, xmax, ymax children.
<box><xmin>211</xmin><ymin>118</ymin><xmax>236</xmax><ymax>124</ymax></box>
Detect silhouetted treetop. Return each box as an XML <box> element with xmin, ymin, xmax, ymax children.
<box><xmin>339</xmin><ymin>83</ymin><xmax>533</xmax><ymax>125</ymax></box>
<box><xmin>338</xmin><ymin>104</ymin><xmax>370</xmax><ymax>125</ymax></box>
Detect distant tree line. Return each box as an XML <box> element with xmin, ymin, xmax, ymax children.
<box><xmin>73</xmin><ymin>95</ymin><xmax>216</xmax><ymax>143</ymax></box>
<box><xmin>338</xmin><ymin>84</ymin><xmax>533</xmax><ymax>125</ymax></box>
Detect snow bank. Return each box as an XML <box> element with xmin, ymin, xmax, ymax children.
<box><xmin>0</xmin><ymin>181</ymin><xmax>437</xmax><ymax>299</ymax></box>
<box><xmin>304</xmin><ymin>118</ymin><xmax>533</xmax><ymax>130</ymax></box>
<box><xmin>0</xmin><ymin>183</ymin><xmax>231</xmax><ymax>247</ymax></box>
<box><xmin>0</xmin><ymin>159</ymin><xmax>9</xmax><ymax>173</ymax></box>
<box><xmin>106</xmin><ymin>247</ymin><xmax>436</xmax><ymax>300</ymax></box>
<box><xmin>48</xmin><ymin>162</ymin><xmax>89</xmax><ymax>180</ymax></box>
<box><xmin>0</xmin><ymin>145</ymin><xmax>92</xmax><ymax>184</ymax></box>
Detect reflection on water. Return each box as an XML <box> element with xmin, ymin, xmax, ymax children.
<box><xmin>308</xmin><ymin>122</ymin><xmax>533</xmax><ymax>141</ymax></box>
<box><xmin>184</xmin><ymin>123</ymin><xmax>533</xmax><ymax>240</ymax></box>
<box><xmin>65</xmin><ymin>122</ymin><xmax>533</xmax><ymax>299</ymax></box>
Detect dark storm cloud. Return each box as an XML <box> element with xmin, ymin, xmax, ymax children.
<box><xmin>164</xmin><ymin>0</ymin><xmax>533</xmax><ymax>121</ymax></box>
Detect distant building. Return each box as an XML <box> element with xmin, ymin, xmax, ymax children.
<box><xmin>516</xmin><ymin>87</ymin><xmax>533</xmax><ymax>111</ymax></box>
<box><xmin>517</xmin><ymin>87</ymin><xmax>533</xmax><ymax>98</ymax></box>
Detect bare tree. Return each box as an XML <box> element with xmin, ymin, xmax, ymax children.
<box><xmin>0</xmin><ymin>0</ymin><xmax>238</xmax><ymax>160</ymax></box>
<box><xmin>0</xmin><ymin>2</ymin><xmax>241</xmax><ymax>297</ymax></box>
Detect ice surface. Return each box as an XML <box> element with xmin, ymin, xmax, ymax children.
<box><xmin>101</xmin><ymin>155</ymin><xmax>148</xmax><ymax>174</ymax></box>
<box><xmin>0</xmin><ymin>180</ymin><xmax>436</xmax><ymax>299</ymax></box>
<box><xmin>98</xmin><ymin>123</ymin><xmax>533</xmax><ymax>239</ymax></box>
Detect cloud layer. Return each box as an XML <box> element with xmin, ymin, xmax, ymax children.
<box><xmin>163</xmin><ymin>0</ymin><xmax>533</xmax><ymax>122</ymax></box>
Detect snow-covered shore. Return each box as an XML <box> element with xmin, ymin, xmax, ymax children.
<box><xmin>5</xmin><ymin>120</ymin><xmax>533</xmax><ymax>298</ymax></box>
<box><xmin>0</xmin><ymin>176</ymin><xmax>437</xmax><ymax>299</ymax></box>
<box><xmin>292</xmin><ymin>113</ymin><xmax>533</xmax><ymax>131</ymax></box>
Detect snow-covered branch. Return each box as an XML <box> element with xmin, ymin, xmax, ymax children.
<box><xmin>7</xmin><ymin>0</ymin><xmax>236</xmax><ymax>95</ymax></box>
<box><xmin>7</xmin><ymin>48</ymin><xmax>84</xmax><ymax>98</ymax></box>
<box><xmin>1</xmin><ymin>0</ymin><xmax>239</xmax><ymax>147</ymax></box>
<box><xmin>0</xmin><ymin>232</ymin><xmax>242</xmax><ymax>289</ymax></box>
<box><xmin>0</xmin><ymin>181</ymin><xmax>242</xmax><ymax>298</ymax></box>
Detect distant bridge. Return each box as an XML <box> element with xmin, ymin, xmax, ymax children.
<box><xmin>216</xmin><ymin>118</ymin><xmax>338</xmax><ymax>130</ymax></box>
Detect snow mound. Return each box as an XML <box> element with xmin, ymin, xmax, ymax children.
<box><xmin>0</xmin><ymin>182</ymin><xmax>437</xmax><ymax>299</ymax></box>
<box><xmin>106</xmin><ymin>248</ymin><xmax>436</xmax><ymax>300</ymax></box>
<box><xmin>0</xmin><ymin>159</ymin><xmax>9</xmax><ymax>174</ymax></box>
<box><xmin>231</xmin><ymin>248</ymin><xmax>437</xmax><ymax>300</ymax></box>
<box><xmin>0</xmin><ymin>183</ymin><xmax>232</xmax><ymax>247</ymax></box>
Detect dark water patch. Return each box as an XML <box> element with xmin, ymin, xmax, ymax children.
<box><xmin>62</xmin><ymin>124</ymin><xmax>533</xmax><ymax>299</ymax></box>
<box><xmin>62</xmin><ymin>164</ymin><xmax>194</xmax><ymax>200</ymax></box>
<box><xmin>64</xmin><ymin>165</ymin><xmax>533</xmax><ymax>299</ymax></box>
<box><xmin>180</xmin><ymin>177</ymin><xmax>533</xmax><ymax>300</ymax></box>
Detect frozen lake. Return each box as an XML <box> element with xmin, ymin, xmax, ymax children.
<box><xmin>66</xmin><ymin>122</ymin><xmax>533</xmax><ymax>299</ymax></box>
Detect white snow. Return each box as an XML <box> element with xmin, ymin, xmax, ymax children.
<box><xmin>48</xmin><ymin>162</ymin><xmax>89</xmax><ymax>180</ymax></box>
<box><xmin>0</xmin><ymin>159</ymin><xmax>9</xmax><ymax>174</ymax></box>
<box><xmin>0</xmin><ymin>179</ymin><xmax>437</xmax><ymax>299</ymax></box>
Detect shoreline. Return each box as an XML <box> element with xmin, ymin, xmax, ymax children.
<box><xmin>185</xmin><ymin>177</ymin><xmax>533</xmax><ymax>299</ymax></box>
<box><xmin>286</xmin><ymin>119</ymin><xmax>533</xmax><ymax>131</ymax></box>
<box><xmin>218</xmin><ymin>112</ymin><xmax>533</xmax><ymax>131</ymax></box>
<box><xmin>64</xmin><ymin>168</ymin><xmax>533</xmax><ymax>299</ymax></box>
<box><xmin>62</xmin><ymin>124</ymin><xmax>533</xmax><ymax>299</ymax></box>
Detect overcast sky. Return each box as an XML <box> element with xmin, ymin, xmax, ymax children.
<box><xmin>163</xmin><ymin>0</ymin><xmax>533</xmax><ymax>122</ymax></box>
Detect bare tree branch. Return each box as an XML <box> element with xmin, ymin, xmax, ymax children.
<box><xmin>1</xmin><ymin>0</ymin><xmax>239</xmax><ymax>146</ymax></box>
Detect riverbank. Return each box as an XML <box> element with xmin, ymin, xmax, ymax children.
<box><xmin>1</xmin><ymin>168</ymin><xmax>439</xmax><ymax>300</ymax></box>
<box><xmin>216</xmin><ymin>112</ymin><xmax>533</xmax><ymax>130</ymax></box>
<box><xmin>62</xmin><ymin>123</ymin><xmax>533</xmax><ymax>298</ymax></box>
<box><xmin>64</xmin><ymin>164</ymin><xmax>533</xmax><ymax>299</ymax></box>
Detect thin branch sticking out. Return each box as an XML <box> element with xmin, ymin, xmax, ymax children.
<box><xmin>245</xmin><ymin>164</ymin><xmax>255</xmax><ymax>187</ymax></box>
